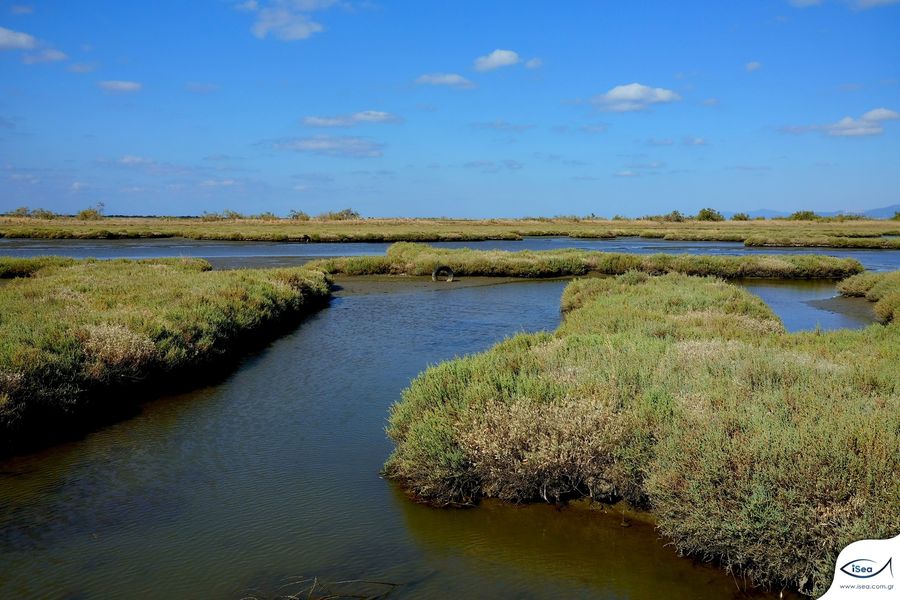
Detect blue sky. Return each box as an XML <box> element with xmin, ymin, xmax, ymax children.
<box><xmin>1</xmin><ymin>0</ymin><xmax>899</xmax><ymax>217</ymax></box>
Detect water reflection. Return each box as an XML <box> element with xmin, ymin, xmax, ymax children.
<box><xmin>1</xmin><ymin>235</ymin><xmax>898</xmax><ymax>272</ymax></box>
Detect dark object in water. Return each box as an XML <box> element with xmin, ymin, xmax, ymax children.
<box><xmin>432</xmin><ymin>266</ymin><xmax>454</xmax><ymax>282</ymax></box>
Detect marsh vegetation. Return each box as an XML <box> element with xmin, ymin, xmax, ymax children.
<box><xmin>311</xmin><ymin>242</ymin><xmax>864</xmax><ymax>279</ymax></box>
<box><xmin>0</xmin><ymin>257</ymin><xmax>330</xmax><ymax>453</ymax></box>
<box><xmin>384</xmin><ymin>271</ymin><xmax>900</xmax><ymax>596</ymax></box>
<box><xmin>1</xmin><ymin>214</ymin><xmax>899</xmax><ymax>247</ymax></box>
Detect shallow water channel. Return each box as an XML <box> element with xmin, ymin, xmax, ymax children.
<box><xmin>2</xmin><ymin>235</ymin><xmax>899</xmax><ymax>272</ymax></box>
<box><xmin>1</xmin><ymin>237</ymin><xmax>892</xmax><ymax>598</ymax></box>
<box><xmin>0</xmin><ymin>276</ymin><xmax>806</xmax><ymax>599</ymax></box>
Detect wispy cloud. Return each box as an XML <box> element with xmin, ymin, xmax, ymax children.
<box><xmin>746</xmin><ymin>61</ymin><xmax>762</xmax><ymax>72</ymax></box>
<box><xmin>303</xmin><ymin>110</ymin><xmax>401</xmax><ymax>127</ymax></box>
<box><xmin>781</xmin><ymin>107</ymin><xmax>899</xmax><ymax>137</ymax></box>
<box><xmin>272</xmin><ymin>135</ymin><xmax>384</xmax><ymax>157</ymax></box>
<box><xmin>68</xmin><ymin>62</ymin><xmax>97</xmax><ymax>73</ymax></box>
<box><xmin>627</xmin><ymin>161</ymin><xmax>666</xmax><ymax>170</ymax></box>
<box><xmin>10</xmin><ymin>5</ymin><xmax>34</xmax><ymax>15</ymax></box>
<box><xmin>592</xmin><ymin>83</ymin><xmax>681</xmax><ymax>112</ymax></box>
<box><xmin>646</xmin><ymin>138</ymin><xmax>675</xmax><ymax>146</ymax></box>
<box><xmin>463</xmin><ymin>159</ymin><xmax>523</xmax><ymax>173</ymax></box>
<box><xmin>469</xmin><ymin>120</ymin><xmax>533</xmax><ymax>132</ymax></box>
<box><xmin>416</xmin><ymin>73</ymin><xmax>475</xmax><ymax>89</ymax></box>
<box><xmin>525</xmin><ymin>57</ymin><xmax>542</xmax><ymax>69</ymax></box>
<box><xmin>99</xmin><ymin>80</ymin><xmax>142</xmax><ymax>93</ymax></box>
<box><xmin>23</xmin><ymin>48</ymin><xmax>66</xmax><ymax>64</ymax></box>
<box><xmin>553</xmin><ymin>123</ymin><xmax>608</xmax><ymax>135</ymax></box>
<box><xmin>101</xmin><ymin>155</ymin><xmax>195</xmax><ymax>176</ymax></box>
<box><xmin>200</xmin><ymin>178</ymin><xmax>238</xmax><ymax>187</ymax></box>
<box><xmin>614</xmin><ymin>170</ymin><xmax>640</xmax><ymax>177</ymax></box>
<box><xmin>239</xmin><ymin>0</ymin><xmax>338</xmax><ymax>41</ymax></box>
<box><xmin>0</xmin><ymin>25</ymin><xmax>36</xmax><ymax>49</ymax></box>
<box><xmin>474</xmin><ymin>49</ymin><xmax>520</xmax><ymax>72</ymax></box>
<box><xmin>683</xmin><ymin>136</ymin><xmax>708</xmax><ymax>146</ymax></box>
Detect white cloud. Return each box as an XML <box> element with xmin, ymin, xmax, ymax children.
<box><xmin>463</xmin><ymin>159</ymin><xmax>523</xmax><ymax>173</ymax></box>
<box><xmin>746</xmin><ymin>61</ymin><xmax>762</xmax><ymax>72</ymax></box>
<box><xmin>303</xmin><ymin>110</ymin><xmax>400</xmax><ymax>127</ymax></box>
<box><xmin>782</xmin><ymin>107</ymin><xmax>899</xmax><ymax>137</ymax></box>
<box><xmin>525</xmin><ymin>58</ymin><xmax>543</xmax><ymax>69</ymax></box>
<box><xmin>683</xmin><ymin>136</ymin><xmax>708</xmax><ymax>146</ymax></box>
<box><xmin>470</xmin><ymin>119</ymin><xmax>533</xmax><ymax>132</ymax></box>
<box><xmin>789</xmin><ymin>0</ymin><xmax>822</xmax><ymax>6</ymax></box>
<box><xmin>201</xmin><ymin>178</ymin><xmax>238</xmax><ymax>187</ymax></box>
<box><xmin>23</xmin><ymin>48</ymin><xmax>66</xmax><ymax>64</ymax></box>
<box><xmin>252</xmin><ymin>8</ymin><xmax>323</xmax><ymax>40</ymax></box>
<box><xmin>10</xmin><ymin>5</ymin><xmax>34</xmax><ymax>14</ymax></box>
<box><xmin>243</xmin><ymin>1</ymin><xmax>338</xmax><ymax>41</ymax></box>
<box><xmin>0</xmin><ymin>26</ymin><xmax>36</xmax><ymax>49</ymax></box>
<box><xmin>99</xmin><ymin>80</ymin><xmax>142</xmax><ymax>93</ymax></box>
<box><xmin>272</xmin><ymin>135</ymin><xmax>384</xmax><ymax>157</ymax></box>
<box><xmin>474</xmin><ymin>49</ymin><xmax>520</xmax><ymax>72</ymax></box>
<box><xmin>861</xmin><ymin>107</ymin><xmax>900</xmax><ymax>121</ymax></box>
<box><xmin>703</xmin><ymin>98</ymin><xmax>720</xmax><ymax>106</ymax></box>
<box><xmin>118</xmin><ymin>155</ymin><xmax>154</xmax><ymax>166</ymax></box>
<box><xmin>68</xmin><ymin>62</ymin><xmax>96</xmax><ymax>73</ymax></box>
<box><xmin>627</xmin><ymin>161</ymin><xmax>666</xmax><ymax>170</ymax></box>
<box><xmin>105</xmin><ymin>155</ymin><xmax>195</xmax><ymax>176</ymax></box>
<box><xmin>615</xmin><ymin>170</ymin><xmax>639</xmax><ymax>177</ymax></box>
<box><xmin>416</xmin><ymin>73</ymin><xmax>475</xmax><ymax>89</ymax></box>
<box><xmin>592</xmin><ymin>83</ymin><xmax>681</xmax><ymax>112</ymax></box>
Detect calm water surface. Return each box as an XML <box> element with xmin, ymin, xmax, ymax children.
<box><xmin>0</xmin><ymin>279</ymin><xmax>790</xmax><ymax>599</ymax></box>
<box><xmin>1</xmin><ymin>235</ymin><xmax>898</xmax><ymax>271</ymax></box>
<box><xmin>0</xmin><ymin>236</ymin><xmax>885</xmax><ymax>598</ymax></box>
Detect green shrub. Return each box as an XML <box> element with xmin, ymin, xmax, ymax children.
<box><xmin>30</xmin><ymin>208</ymin><xmax>57</xmax><ymax>220</ymax></box>
<box><xmin>317</xmin><ymin>208</ymin><xmax>361</xmax><ymax>221</ymax></box>
<box><xmin>695</xmin><ymin>208</ymin><xmax>724</xmax><ymax>221</ymax></box>
<box><xmin>788</xmin><ymin>210</ymin><xmax>819</xmax><ymax>221</ymax></box>
<box><xmin>731</xmin><ymin>212</ymin><xmax>750</xmax><ymax>221</ymax></box>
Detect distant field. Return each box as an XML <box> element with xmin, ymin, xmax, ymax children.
<box><xmin>1</xmin><ymin>216</ymin><xmax>899</xmax><ymax>247</ymax></box>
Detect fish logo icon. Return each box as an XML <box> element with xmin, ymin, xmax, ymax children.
<box><xmin>839</xmin><ymin>558</ymin><xmax>893</xmax><ymax>579</ymax></box>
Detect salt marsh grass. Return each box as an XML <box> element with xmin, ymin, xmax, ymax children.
<box><xmin>0</xmin><ymin>257</ymin><xmax>330</xmax><ymax>453</ymax></box>
<box><xmin>312</xmin><ymin>242</ymin><xmax>863</xmax><ymax>279</ymax></box>
<box><xmin>385</xmin><ymin>271</ymin><xmax>900</xmax><ymax>596</ymax></box>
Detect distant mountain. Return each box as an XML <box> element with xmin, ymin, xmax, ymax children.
<box><xmin>739</xmin><ymin>205</ymin><xmax>899</xmax><ymax>220</ymax></box>
<box><xmin>861</xmin><ymin>204</ymin><xmax>900</xmax><ymax>219</ymax></box>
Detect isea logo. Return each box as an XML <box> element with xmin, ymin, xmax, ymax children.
<box><xmin>839</xmin><ymin>558</ymin><xmax>893</xmax><ymax>579</ymax></box>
